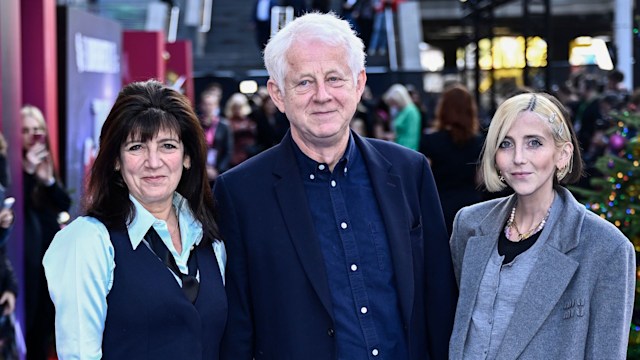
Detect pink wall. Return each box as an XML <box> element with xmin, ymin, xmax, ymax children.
<box><xmin>21</xmin><ymin>0</ymin><xmax>59</xmax><ymax>169</ymax></box>
<box><xmin>166</xmin><ymin>40</ymin><xmax>195</xmax><ymax>105</ymax></box>
<box><xmin>123</xmin><ymin>31</ymin><xmax>166</xmax><ymax>85</ymax></box>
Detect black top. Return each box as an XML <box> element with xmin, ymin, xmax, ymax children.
<box><xmin>498</xmin><ymin>229</ymin><xmax>541</xmax><ymax>265</ymax></box>
<box><xmin>420</xmin><ymin>131</ymin><xmax>484</xmax><ymax>235</ymax></box>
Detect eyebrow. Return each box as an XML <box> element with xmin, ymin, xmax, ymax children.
<box><xmin>123</xmin><ymin>136</ymin><xmax>180</xmax><ymax>145</ymax></box>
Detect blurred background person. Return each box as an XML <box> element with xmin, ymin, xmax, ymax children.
<box><xmin>199</xmin><ymin>83</ymin><xmax>234</xmax><ymax>184</ymax></box>
<box><xmin>0</xmin><ymin>133</ymin><xmax>10</xmax><ymax>189</ymax></box>
<box><xmin>21</xmin><ymin>105</ymin><xmax>71</xmax><ymax>360</ymax></box>
<box><xmin>252</xmin><ymin>0</ymin><xmax>278</xmax><ymax>51</ymax></box>
<box><xmin>405</xmin><ymin>83</ymin><xmax>431</xmax><ymax>132</ymax></box>
<box><xmin>382</xmin><ymin>83</ymin><xmax>421</xmax><ymax>150</ymax></box>
<box><xmin>0</xmin><ymin>201</ymin><xmax>18</xmax><ymax>360</ymax></box>
<box><xmin>251</xmin><ymin>93</ymin><xmax>289</xmax><ymax>152</ymax></box>
<box><xmin>420</xmin><ymin>84</ymin><xmax>484</xmax><ymax>235</ymax></box>
<box><xmin>43</xmin><ymin>80</ymin><xmax>227</xmax><ymax>359</ymax></box>
<box><xmin>225</xmin><ymin>93</ymin><xmax>258</xmax><ymax>167</ymax></box>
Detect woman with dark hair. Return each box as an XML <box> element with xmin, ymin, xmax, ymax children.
<box><xmin>43</xmin><ymin>80</ymin><xmax>227</xmax><ymax>359</ymax></box>
<box><xmin>420</xmin><ymin>84</ymin><xmax>484</xmax><ymax>235</ymax></box>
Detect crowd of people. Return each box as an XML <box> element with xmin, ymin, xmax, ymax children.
<box><xmin>0</xmin><ymin>10</ymin><xmax>635</xmax><ymax>360</ymax></box>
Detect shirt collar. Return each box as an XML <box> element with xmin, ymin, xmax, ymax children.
<box><xmin>126</xmin><ymin>192</ymin><xmax>202</xmax><ymax>250</ymax></box>
<box><xmin>291</xmin><ymin>132</ymin><xmax>356</xmax><ymax>180</ymax></box>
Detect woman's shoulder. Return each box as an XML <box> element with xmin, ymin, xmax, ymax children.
<box><xmin>44</xmin><ymin>216</ymin><xmax>114</xmax><ymax>270</ymax></box>
<box><xmin>50</xmin><ymin>216</ymin><xmax>111</xmax><ymax>252</ymax></box>
<box><xmin>59</xmin><ymin>215</ymin><xmax>108</xmax><ymax>234</ymax></box>
<box><xmin>459</xmin><ymin>196</ymin><xmax>506</xmax><ymax>218</ymax></box>
<box><xmin>580</xmin><ymin>210</ymin><xmax>631</xmax><ymax>249</ymax></box>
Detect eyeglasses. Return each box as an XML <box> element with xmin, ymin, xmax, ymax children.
<box><xmin>22</xmin><ymin>127</ymin><xmax>45</xmax><ymax>135</ymax></box>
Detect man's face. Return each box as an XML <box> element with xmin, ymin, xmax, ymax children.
<box><xmin>268</xmin><ymin>39</ymin><xmax>366</xmax><ymax>149</ymax></box>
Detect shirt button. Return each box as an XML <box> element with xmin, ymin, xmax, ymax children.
<box><xmin>344</xmin><ymin>167</ymin><xmax>348</xmax><ymax>174</ymax></box>
<box><xmin>318</xmin><ymin>164</ymin><xmax>326</xmax><ymax>170</ymax></box>
<box><xmin>309</xmin><ymin>174</ymin><xmax>315</xmax><ymax>180</ymax></box>
<box><xmin>331</xmin><ymin>180</ymin><xmax>336</xmax><ymax>187</ymax></box>
<box><xmin>341</xmin><ymin>222</ymin><xmax>348</xmax><ymax>229</ymax></box>
<box><xmin>372</xmin><ymin>349</ymin><xmax>379</xmax><ymax>356</ymax></box>
<box><xmin>350</xmin><ymin>264</ymin><xmax>358</xmax><ymax>271</ymax></box>
<box><xmin>360</xmin><ymin>306</ymin><xmax>368</xmax><ymax>314</ymax></box>
<box><xmin>327</xmin><ymin>328</ymin><xmax>335</xmax><ymax>337</ymax></box>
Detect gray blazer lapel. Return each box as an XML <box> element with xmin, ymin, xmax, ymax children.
<box><xmin>495</xmin><ymin>188</ymin><xmax>582</xmax><ymax>359</ymax></box>
<box><xmin>450</xmin><ymin>234</ymin><xmax>496</xmax><ymax>358</ymax></box>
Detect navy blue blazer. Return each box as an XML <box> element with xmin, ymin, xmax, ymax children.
<box><xmin>214</xmin><ymin>131</ymin><xmax>457</xmax><ymax>360</ymax></box>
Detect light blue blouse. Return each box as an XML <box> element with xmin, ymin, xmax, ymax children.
<box><xmin>42</xmin><ymin>193</ymin><xmax>226</xmax><ymax>360</ymax></box>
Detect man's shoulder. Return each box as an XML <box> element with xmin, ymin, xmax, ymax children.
<box><xmin>219</xmin><ymin>143</ymin><xmax>283</xmax><ymax>179</ymax></box>
<box><xmin>360</xmin><ymin>136</ymin><xmax>423</xmax><ymax>161</ymax></box>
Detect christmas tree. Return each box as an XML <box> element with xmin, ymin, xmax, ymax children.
<box><xmin>571</xmin><ymin>111</ymin><xmax>640</xmax><ymax>358</ymax></box>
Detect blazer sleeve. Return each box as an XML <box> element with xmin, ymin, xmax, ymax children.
<box><xmin>214</xmin><ymin>175</ymin><xmax>254</xmax><ymax>360</ymax></box>
<box><xmin>449</xmin><ymin>208</ymin><xmax>466</xmax><ymax>287</ymax></box>
<box><xmin>419</xmin><ymin>157</ymin><xmax>457</xmax><ymax>360</ymax></box>
<box><xmin>585</xmin><ymin>238</ymin><xmax>635</xmax><ymax>359</ymax></box>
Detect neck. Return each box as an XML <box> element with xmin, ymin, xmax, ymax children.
<box><xmin>145</xmin><ymin>201</ymin><xmax>175</xmax><ymax>223</ymax></box>
<box><xmin>514</xmin><ymin>190</ymin><xmax>555</xmax><ymax>227</ymax></box>
<box><xmin>292</xmin><ymin>131</ymin><xmax>349</xmax><ymax>172</ymax></box>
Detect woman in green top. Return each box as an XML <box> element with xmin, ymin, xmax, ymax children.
<box><xmin>382</xmin><ymin>83</ymin><xmax>422</xmax><ymax>150</ymax></box>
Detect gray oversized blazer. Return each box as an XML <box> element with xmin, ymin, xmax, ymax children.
<box><xmin>449</xmin><ymin>186</ymin><xmax>635</xmax><ymax>359</ymax></box>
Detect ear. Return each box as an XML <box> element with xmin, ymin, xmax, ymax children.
<box><xmin>356</xmin><ymin>70</ymin><xmax>367</xmax><ymax>99</ymax></box>
<box><xmin>556</xmin><ymin>141</ymin><xmax>573</xmax><ymax>170</ymax></box>
<box><xmin>183</xmin><ymin>155</ymin><xmax>191</xmax><ymax>170</ymax></box>
<box><xmin>267</xmin><ymin>79</ymin><xmax>287</xmax><ymax>114</ymax></box>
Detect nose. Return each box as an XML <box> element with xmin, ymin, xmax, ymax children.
<box><xmin>513</xmin><ymin>144</ymin><xmax>526</xmax><ymax>164</ymax></box>
<box><xmin>145</xmin><ymin>148</ymin><xmax>162</xmax><ymax>168</ymax></box>
<box><xmin>314</xmin><ymin>81</ymin><xmax>331</xmax><ymax>103</ymax></box>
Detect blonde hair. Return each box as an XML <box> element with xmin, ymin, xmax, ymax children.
<box><xmin>21</xmin><ymin>105</ymin><xmax>48</xmax><ymax>131</ymax></box>
<box><xmin>382</xmin><ymin>84</ymin><xmax>413</xmax><ymax>109</ymax></box>
<box><xmin>481</xmin><ymin>92</ymin><xmax>583</xmax><ymax>192</ymax></box>
<box><xmin>224</xmin><ymin>93</ymin><xmax>252</xmax><ymax>119</ymax></box>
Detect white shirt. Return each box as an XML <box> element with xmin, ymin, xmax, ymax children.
<box><xmin>43</xmin><ymin>193</ymin><xmax>226</xmax><ymax>360</ymax></box>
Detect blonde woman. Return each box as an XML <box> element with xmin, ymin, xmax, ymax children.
<box><xmin>449</xmin><ymin>92</ymin><xmax>635</xmax><ymax>359</ymax></box>
<box><xmin>21</xmin><ymin>105</ymin><xmax>71</xmax><ymax>359</ymax></box>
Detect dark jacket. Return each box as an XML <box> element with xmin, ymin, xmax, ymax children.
<box><xmin>214</xmin><ymin>131</ymin><xmax>457</xmax><ymax>360</ymax></box>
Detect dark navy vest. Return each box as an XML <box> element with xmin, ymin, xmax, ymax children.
<box><xmin>102</xmin><ymin>226</ymin><xmax>227</xmax><ymax>359</ymax></box>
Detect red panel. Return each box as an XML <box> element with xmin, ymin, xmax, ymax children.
<box><xmin>20</xmin><ymin>0</ymin><xmax>59</xmax><ymax>168</ymax></box>
<box><xmin>166</xmin><ymin>40</ymin><xmax>195</xmax><ymax>105</ymax></box>
<box><xmin>122</xmin><ymin>31</ymin><xmax>166</xmax><ymax>85</ymax></box>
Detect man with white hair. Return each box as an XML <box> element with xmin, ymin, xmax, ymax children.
<box><xmin>214</xmin><ymin>12</ymin><xmax>457</xmax><ymax>360</ymax></box>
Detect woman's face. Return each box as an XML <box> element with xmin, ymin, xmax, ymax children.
<box><xmin>118</xmin><ymin>128</ymin><xmax>190</xmax><ymax>210</ymax></box>
<box><xmin>22</xmin><ymin>115</ymin><xmax>46</xmax><ymax>150</ymax></box>
<box><xmin>495</xmin><ymin>111</ymin><xmax>571</xmax><ymax>202</ymax></box>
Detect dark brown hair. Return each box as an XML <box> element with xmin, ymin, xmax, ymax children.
<box><xmin>434</xmin><ymin>84</ymin><xmax>479</xmax><ymax>145</ymax></box>
<box><xmin>84</xmin><ymin>80</ymin><xmax>219</xmax><ymax>242</ymax></box>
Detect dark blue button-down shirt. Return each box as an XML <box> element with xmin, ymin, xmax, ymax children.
<box><xmin>292</xmin><ymin>136</ymin><xmax>409</xmax><ymax>360</ymax></box>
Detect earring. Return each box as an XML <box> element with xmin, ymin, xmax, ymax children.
<box><xmin>114</xmin><ymin>163</ymin><xmax>120</xmax><ymax>171</ymax></box>
<box><xmin>498</xmin><ymin>171</ymin><xmax>505</xmax><ymax>182</ymax></box>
